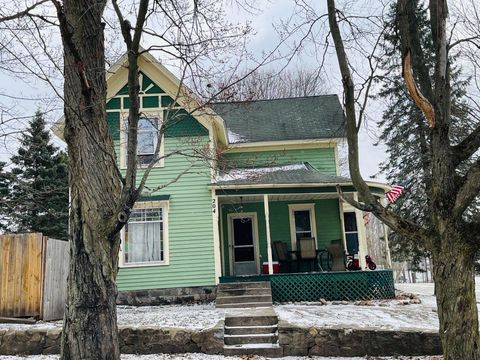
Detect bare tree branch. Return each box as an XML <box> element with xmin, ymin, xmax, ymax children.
<box><xmin>0</xmin><ymin>0</ymin><xmax>49</xmax><ymax>23</ymax></box>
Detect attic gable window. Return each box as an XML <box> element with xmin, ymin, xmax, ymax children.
<box><xmin>121</xmin><ymin>115</ymin><xmax>164</xmax><ymax>168</ymax></box>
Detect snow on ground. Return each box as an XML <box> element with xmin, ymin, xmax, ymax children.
<box><xmin>274</xmin><ymin>298</ymin><xmax>439</xmax><ymax>331</ymax></box>
<box><xmin>116</xmin><ymin>304</ymin><xmax>225</xmax><ymax>329</ymax></box>
<box><xmin>0</xmin><ymin>355</ymin><xmax>443</xmax><ymax>360</ymax></box>
<box><xmin>275</xmin><ymin>278</ymin><xmax>480</xmax><ymax>332</ymax></box>
<box><xmin>6</xmin><ymin>279</ymin><xmax>479</xmax><ymax>333</ymax></box>
<box><xmin>0</xmin><ymin>304</ymin><xmax>224</xmax><ymax>331</ymax></box>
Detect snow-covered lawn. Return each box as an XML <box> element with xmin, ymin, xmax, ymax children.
<box><xmin>4</xmin><ymin>280</ymin><xmax>470</xmax><ymax>333</ymax></box>
<box><xmin>116</xmin><ymin>304</ymin><xmax>225</xmax><ymax>329</ymax></box>
<box><xmin>0</xmin><ymin>355</ymin><xmax>443</xmax><ymax>360</ymax></box>
<box><xmin>0</xmin><ymin>304</ymin><xmax>224</xmax><ymax>331</ymax></box>
<box><xmin>274</xmin><ymin>297</ymin><xmax>439</xmax><ymax>331</ymax></box>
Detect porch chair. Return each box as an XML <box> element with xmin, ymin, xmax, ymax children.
<box><xmin>326</xmin><ymin>239</ymin><xmax>346</xmax><ymax>271</ymax></box>
<box><xmin>298</xmin><ymin>237</ymin><xmax>318</xmax><ymax>272</ymax></box>
<box><xmin>273</xmin><ymin>241</ymin><xmax>297</xmax><ymax>273</ymax></box>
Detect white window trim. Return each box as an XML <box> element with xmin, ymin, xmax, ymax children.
<box><xmin>288</xmin><ymin>203</ymin><xmax>317</xmax><ymax>251</ymax></box>
<box><xmin>119</xmin><ymin>200</ymin><xmax>170</xmax><ymax>268</ymax></box>
<box><xmin>119</xmin><ymin>112</ymin><xmax>165</xmax><ymax>169</ymax></box>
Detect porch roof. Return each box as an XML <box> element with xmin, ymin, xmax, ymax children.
<box><xmin>212</xmin><ymin>162</ymin><xmax>351</xmax><ymax>186</ymax></box>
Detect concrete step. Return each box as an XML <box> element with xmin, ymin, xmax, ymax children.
<box><xmin>224</xmin><ymin>333</ymin><xmax>278</xmax><ymax>345</ymax></box>
<box><xmin>217</xmin><ymin>287</ymin><xmax>272</xmax><ymax>297</ymax></box>
<box><xmin>217</xmin><ymin>281</ymin><xmax>271</xmax><ymax>290</ymax></box>
<box><xmin>224</xmin><ymin>343</ymin><xmax>283</xmax><ymax>357</ymax></box>
<box><xmin>216</xmin><ymin>302</ymin><xmax>273</xmax><ymax>309</ymax></box>
<box><xmin>216</xmin><ymin>294</ymin><xmax>272</xmax><ymax>305</ymax></box>
<box><xmin>224</xmin><ymin>308</ymin><xmax>278</xmax><ymax>326</ymax></box>
<box><xmin>225</xmin><ymin>324</ymin><xmax>278</xmax><ymax>335</ymax></box>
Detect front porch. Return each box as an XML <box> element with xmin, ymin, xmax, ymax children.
<box><xmin>209</xmin><ymin>163</ymin><xmax>394</xmax><ymax>302</ymax></box>
<box><xmin>214</xmin><ymin>187</ymin><xmax>391</xmax><ymax>278</ymax></box>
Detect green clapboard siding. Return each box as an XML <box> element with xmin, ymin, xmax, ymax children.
<box><xmin>107</xmin><ymin>112</ymin><xmax>120</xmax><ymax>141</ymax></box>
<box><xmin>221</xmin><ymin>198</ymin><xmax>342</xmax><ymax>275</ymax></box>
<box><xmin>222</xmin><ymin>147</ymin><xmax>337</xmax><ymax>175</ymax></box>
<box><xmin>117</xmin><ymin>136</ymin><xmax>216</xmax><ymax>290</ymax></box>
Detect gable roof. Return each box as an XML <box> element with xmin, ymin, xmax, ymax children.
<box><xmin>53</xmin><ymin>49</ymin><xmax>229</xmax><ymax>145</ymax></box>
<box><xmin>210</xmin><ymin>95</ymin><xmax>346</xmax><ymax>144</ymax></box>
<box><xmin>212</xmin><ymin>162</ymin><xmax>351</xmax><ymax>186</ymax></box>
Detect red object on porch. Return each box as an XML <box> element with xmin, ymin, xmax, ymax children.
<box><xmin>262</xmin><ymin>261</ymin><xmax>280</xmax><ymax>274</ymax></box>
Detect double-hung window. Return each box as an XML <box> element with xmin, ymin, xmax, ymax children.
<box><xmin>137</xmin><ymin>117</ymin><xmax>160</xmax><ymax>165</ymax></box>
<box><xmin>121</xmin><ymin>115</ymin><xmax>164</xmax><ymax>167</ymax></box>
<box><xmin>123</xmin><ymin>205</ymin><xmax>168</xmax><ymax>266</ymax></box>
<box><xmin>343</xmin><ymin>212</ymin><xmax>359</xmax><ymax>255</ymax></box>
<box><xmin>288</xmin><ymin>204</ymin><xmax>317</xmax><ymax>250</ymax></box>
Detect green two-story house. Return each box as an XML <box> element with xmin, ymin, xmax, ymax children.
<box><xmin>58</xmin><ymin>51</ymin><xmax>390</xmax><ymax>303</ymax></box>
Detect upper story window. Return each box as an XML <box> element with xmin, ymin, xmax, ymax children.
<box><xmin>121</xmin><ymin>114</ymin><xmax>164</xmax><ymax>168</ymax></box>
<box><xmin>137</xmin><ymin>117</ymin><xmax>160</xmax><ymax>165</ymax></box>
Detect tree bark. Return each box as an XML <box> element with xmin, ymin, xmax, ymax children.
<box><xmin>56</xmin><ymin>0</ymin><xmax>123</xmax><ymax>359</ymax></box>
<box><xmin>432</xmin><ymin>237</ymin><xmax>480</xmax><ymax>359</ymax></box>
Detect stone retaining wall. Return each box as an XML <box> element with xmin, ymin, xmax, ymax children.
<box><xmin>0</xmin><ymin>322</ymin><xmax>441</xmax><ymax>357</ymax></box>
<box><xmin>0</xmin><ymin>323</ymin><xmax>224</xmax><ymax>356</ymax></box>
<box><xmin>117</xmin><ymin>286</ymin><xmax>216</xmax><ymax>306</ymax></box>
<box><xmin>278</xmin><ymin>321</ymin><xmax>442</xmax><ymax>357</ymax></box>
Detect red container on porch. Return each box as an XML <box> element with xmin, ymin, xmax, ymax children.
<box><xmin>262</xmin><ymin>261</ymin><xmax>280</xmax><ymax>274</ymax></box>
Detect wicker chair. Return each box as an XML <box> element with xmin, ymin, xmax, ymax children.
<box><xmin>298</xmin><ymin>237</ymin><xmax>318</xmax><ymax>272</ymax></box>
<box><xmin>273</xmin><ymin>241</ymin><xmax>297</xmax><ymax>273</ymax></box>
<box><xmin>326</xmin><ymin>239</ymin><xmax>346</xmax><ymax>271</ymax></box>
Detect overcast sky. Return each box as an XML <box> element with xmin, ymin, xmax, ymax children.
<box><xmin>0</xmin><ymin>0</ymin><xmax>389</xmax><ymax>182</ymax></box>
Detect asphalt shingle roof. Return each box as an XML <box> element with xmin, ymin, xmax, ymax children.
<box><xmin>213</xmin><ymin>162</ymin><xmax>351</xmax><ymax>186</ymax></box>
<box><xmin>210</xmin><ymin>95</ymin><xmax>346</xmax><ymax>144</ymax></box>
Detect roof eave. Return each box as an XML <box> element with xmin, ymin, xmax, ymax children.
<box><xmin>209</xmin><ymin>181</ymin><xmax>390</xmax><ymax>192</ymax></box>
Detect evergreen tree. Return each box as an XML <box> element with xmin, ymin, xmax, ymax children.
<box><xmin>9</xmin><ymin>111</ymin><xmax>69</xmax><ymax>239</ymax></box>
<box><xmin>0</xmin><ymin>161</ymin><xmax>11</xmax><ymax>232</ymax></box>
<box><xmin>376</xmin><ymin>0</ymin><xmax>474</xmax><ymax>270</ymax></box>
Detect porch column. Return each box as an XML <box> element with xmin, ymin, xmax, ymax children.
<box><xmin>354</xmin><ymin>193</ymin><xmax>368</xmax><ymax>269</ymax></box>
<box><xmin>211</xmin><ymin>190</ymin><xmax>222</xmax><ymax>284</ymax></box>
<box><xmin>263</xmin><ymin>194</ymin><xmax>274</xmax><ymax>274</ymax></box>
<box><xmin>381</xmin><ymin>197</ymin><xmax>393</xmax><ymax>268</ymax></box>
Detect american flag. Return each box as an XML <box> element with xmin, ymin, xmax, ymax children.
<box><xmin>386</xmin><ymin>179</ymin><xmax>412</xmax><ymax>203</ymax></box>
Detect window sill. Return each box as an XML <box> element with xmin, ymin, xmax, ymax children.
<box><xmin>120</xmin><ymin>162</ymin><xmax>165</xmax><ymax>171</ymax></box>
<box><xmin>120</xmin><ymin>261</ymin><xmax>169</xmax><ymax>268</ymax></box>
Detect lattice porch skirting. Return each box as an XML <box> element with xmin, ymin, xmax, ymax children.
<box><xmin>219</xmin><ymin>270</ymin><xmax>395</xmax><ymax>302</ymax></box>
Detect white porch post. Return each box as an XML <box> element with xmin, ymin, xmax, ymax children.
<box><xmin>212</xmin><ymin>190</ymin><xmax>222</xmax><ymax>284</ymax></box>
<box><xmin>264</xmin><ymin>194</ymin><xmax>274</xmax><ymax>274</ymax></box>
<box><xmin>354</xmin><ymin>193</ymin><xmax>368</xmax><ymax>269</ymax></box>
<box><xmin>381</xmin><ymin>197</ymin><xmax>393</xmax><ymax>268</ymax></box>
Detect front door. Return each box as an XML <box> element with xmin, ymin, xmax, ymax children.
<box><xmin>231</xmin><ymin>215</ymin><xmax>257</xmax><ymax>275</ymax></box>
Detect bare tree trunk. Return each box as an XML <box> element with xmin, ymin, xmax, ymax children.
<box><xmin>55</xmin><ymin>0</ymin><xmax>122</xmax><ymax>358</ymax></box>
<box><xmin>432</xmin><ymin>238</ymin><xmax>480</xmax><ymax>359</ymax></box>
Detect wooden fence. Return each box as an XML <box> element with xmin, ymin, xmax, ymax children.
<box><xmin>0</xmin><ymin>233</ymin><xmax>69</xmax><ymax>320</ymax></box>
